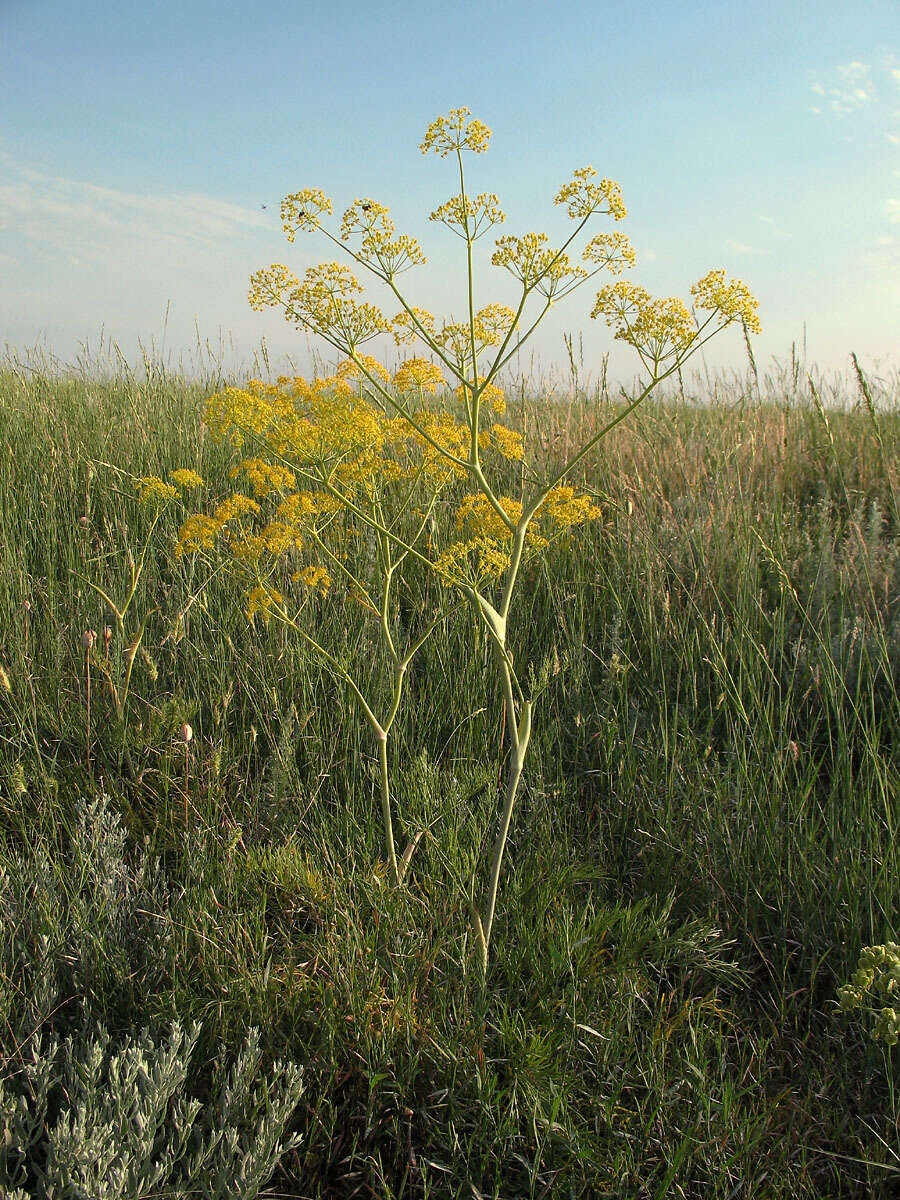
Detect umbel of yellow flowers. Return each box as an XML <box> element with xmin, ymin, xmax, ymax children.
<box><xmin>173</xmin><ymin>107</ymin><xmax>760</xmax><ymax>978</ymax></box>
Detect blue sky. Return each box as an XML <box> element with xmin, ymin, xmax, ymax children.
<box><xmin>1</xmin><ymin>0</ymin><xmax>897</xmax><ymax>384</ymax></box>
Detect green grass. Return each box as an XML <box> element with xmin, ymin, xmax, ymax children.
<box><xmin>0</xmin><ymin>348</ymin><xmax>898</xmax><ymax>1197</ymax></box>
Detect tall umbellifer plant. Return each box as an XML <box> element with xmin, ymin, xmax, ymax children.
<box><xmin>178</xmin><ymin>108</ymin><xmax>760</xmax><ymax>976</ymax></box>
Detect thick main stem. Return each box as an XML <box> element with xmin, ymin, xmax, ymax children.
<box><xmin>474</xmin><ymin>645</ymin><xmax>533</xmax><ymax>977</ymax></box>
<box><xmin>376</xmin><ymin>729</ymin><xmax>400</xmax><ymax>885</ymax></box>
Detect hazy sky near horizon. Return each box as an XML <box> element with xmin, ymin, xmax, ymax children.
<box><xmin>1</xmin><ymin>0</ymin><xmax>897</xmax><ymax>384</ymax></box>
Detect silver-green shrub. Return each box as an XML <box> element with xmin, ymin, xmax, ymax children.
<box><xmin>0</xmin><ymin>1021</ymin><xmax>304</xmax><ymax>1199</ymax></box>
<box><xmin>0</xmin><ymin>796</ymin><xmax>172</xmax><ymax>1045</ymax></box>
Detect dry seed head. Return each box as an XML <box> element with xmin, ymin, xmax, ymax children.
<box><xmin>0</xmin><ymin>663</ymin><xmax>11</xmax><ymax>693</ymax></box>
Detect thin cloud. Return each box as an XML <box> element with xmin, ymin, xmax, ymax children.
<box><xmin>0</xmin><ymin>149</ymin><xmax>290</xmax><ymax>365</ymax></box>
<box><xmin>0</xmin><ymin>151</ymin><xmax>273</xmax><ymax>263</ymax></box>
<box><xmin>809</xmin><ymin>60</ymin><xmax>877</xmax><ymax>115</ymax></box>
<box><xmin>725</xmin><ymin>239</ymin><xmax>771</xmax><ymax>256</ymax></box>
<box><xmin>757</xmin><ymin>215</ymin><xmax>790</xmax><ymax>240</ymax></box>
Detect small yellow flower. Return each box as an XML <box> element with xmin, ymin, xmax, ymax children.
<box><xmin>229</xmin><ymin>458</ymin><xmax>296</xmax><ymax>497</ymax></box>
<box><xmin>393</xmin><ymin>358</ymin><xmax>445</xmax><ymax>395</ymax></box>
<box><xmin>429</xmin><ymin>192</ymin><xmax>505</xmax><ymax>238</ymax></box>
<box><xmin>537</xmin><ymin>485</ymin><xmax>603</xmax><ymax>530</ymax></box>
<box><xmin>690</xmin><ymin>269</ymin><xmax>762</xmax><ymax>334</ymax></box>
<box><xmin>434</xmin><ymin>536</ymin><xmax>511</xmax><ymax>586</ymax></box>
<box><xmin>170</xmin><ymin>468</ymin><xmax>204</xmax><ymax>490</ymax></box>
<box><xmin>137</xmin><ymin>476</ymin><xmax>178</xmax><ymax>505</ymax></box>
<box><xmin>455</xmin><ymin>493</ymin><xmax>520</xmax><ymax>539</ymax></box>
<box><xmin>246</xmin><ymin>584</ymin><xmax>283</xmax><ymax>624</ymax></box>
<box><xmin>391</xmin><ymin>306</ymin><xmax>438</xmax><ymax>347</ymax></box>
<box><xmin>484</xmin><ymin>423</ymin><xmax>524</xmax><ymax>461</ymax></box>
<box><xmin>293</xmin><ymin>564</ymin><xmax>331</xmax><ymax>595</ymax></box>
<box><xmin>281</xmin><ymin>188</ymin><xmax>334</xmax><ymax>240</ymax></box>
<box><xmin>213</xmin><ymin>494</ymin><xmax>261</xmax><ymax>524</ymax></box>
<box><xmin>176</xmin><ymin>513</ymin><xmax>222</xmax><ymax>557</ymax></box>
<box><xmin>582</xmin><ymin>232</ymin><xmax>636</xmax><ymax>274</ymax></box>
<box><xmin>248</xmin><ymin>263</ymin><xmax>301</xmax><ymax>310</ymax></box>
<box><xmin>492</xmin><ymin>234</ymin><xmax>586</xmax><ymax>295</ymax></box>
<box><xmin>591</xmin><ymin>281</ymin><xmax>697</xmax><ymax>359</ymax></box>
<box><xmin>420</xmin><ymin>108</ymin><xmax>492</xmax><ymax>157</ymax></box>
<box><xmin>336</xmin><ymin>355</ymin><xmax>392</xmax><ymax>386</ymax></box>
<box><xmin>454</xmin><ymin>375</ymin><xmax>506</xmax><ymax>415</ymax></box>
<box><xmin>554</xmin><ymin>167</ymin><xmax>626</xmax><ymax>221</ymax></box>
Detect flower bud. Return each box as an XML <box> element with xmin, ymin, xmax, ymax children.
<box><xmin>178</xmin><ymin>723</ymin><xmax>193</xmax><ymax>744</ymax></box>
<box><xmin>82</xmin><ymin>630</ymin><xmax>96</xmax><ymax>652</ymax></box>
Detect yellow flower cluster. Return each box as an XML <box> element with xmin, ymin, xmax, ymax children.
<box><xmin>169</xmin><ymin>468</ymin><xmax>204</xmax><ymax>490</ymax></box>
<box><xmin>480</xmin><ymin>423</ymin><xmax>523</xmax><ymax>461</ymax></box>
<box><xmin>435</xmin><ymin>481</ymin><xmax>601</xmax><ymax>587</ymax></box>
<box><xmin>250</xmin><ymin>261</ymin><xmax>391</xmax><ymax>348</ymax></box>
<box><xmin>393</xmin><ymin>358</ymin><xmax>445</xmax><ymax>394</ymax></box>
<box><xmin>339</xmin><ymin>198</ymin><xmax>392</xmax><ymax>241</ymax></box>
<box><xmin>492</xmin><ymin>233</ymin><xmax>586</xmax><ymax>295</ymax></box>
<box><xmin>429</xmin><ymin>192</ymin><xmax>506</xmax><ymax>239</ymax></box>
<box><xmin>454</xmin><ymin>375</ymin><xmax>506</xmax><ymax>415</ymax></box>
<box><xmin>336</xmin><ymin>355</ymin><xmax>392</xmax><ymax>386</ymax></box>
<box><xmin>471</xmin><ymin>304</ymin><xmax>517</xmax><ymax>347</ymax></box>
<box><xmin>553</xmin><ymin>167</ymin><xmax>626</xmax><ymax>221</ymax></box>
<box><xmin>293</xmin><ymin>564</ymin><xmax>332</xmax><ymax>595</ymax></box>
<box><xmin>434</xmin><ymin>536</ymin><xmax>511</xmax><ymax>586</ymax></box>
<box><xmin>455</xmin><ymin>492</ymin><xmax>521</xmax><ymax>538</ymax></box>
<box><xmin>391</xmin><ymin>307</ymin><xmax>438</xmax><ymax>347</ymax></box>
<box><xmin>537</xmin><ymin>485</ymin><xmax>603</xmax><ymax>530</ymax></box>
<box><xmin>690</xmin><ymin>269</ymin><xmax>762</xmax><ymax>334</ymax></box>
<box><xmin>360</xmin><ymin>230</ymin><xmax>427</xmax><ymax>279</ymax></box>
<box><xmin>428</xmin><ymin>306</ymin><xmax>517</xmax><ymax>364</ymax></box>
<box><xmin>214</xmin><ymin>493</ymin><xmax>261</xmax><ymax>523</ymax></box>
<box><xmin>247</xmin><ymin>263</ymin><xmax>301</xmax><ymax>311</ymax></box>
<box><xmin>229</xmin><ymin>458</ymin><xmax>296</xmax><ymax>497</ymax></box>
<box><xmin>281</xmin><ymin>188</ymin><xmax>333</xmax><ymax>241</ymax></box>
<box><xmin>175</xmin><ymin>513</ymin><xmax>221</xmax><ymax>555</ymax></box>
<box><xmin>414</xmin><ymin>412</ymin><xmax>470</xmax><ymax>477</ymax></box>
<box><xmin>420</xmin><ymin>107</ymin><xmax>492</xmax><ymax>157</ymax></box>
<box><xmin>246</xmin><ymin>584</ymin><xmax>283</xmax><ymax>624</ymax></box>
<box><xmin>337</xmin><ymin>199</ymin><xmax>426</xmax><ymax>278</ymax></box>
<box><xmin>230</xmin><ymin>521</ymin><xmax>302</xmax><ymax>565</ymax></box>
<box><xmin>582</xmin><ymin>232</ymin><xmax>636</xmax><ymax>274</ymax></box>
<box><xmin>591</xmin><ymin>282</ymin><xmax>697</xmax><ymax>359</ymax></box>
<box><xmin>137</xmin><ymin>476</ymin><xmax>178</xmax><ymax>505</ymax></box>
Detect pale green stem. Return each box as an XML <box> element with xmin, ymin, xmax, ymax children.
<box><xmin>456</xmin><ymin>149</ymin><xmax>482</xmax><ymax>464</ymax></box>
<box><xmin>376</xmin><ymin>730</ymin><xmax>400</xmax><ymax>884</ymax></box>
<box><xmin>473</xmin><ymin>645</ymin><xmax>533</xmax><ymax>976</ymax></box>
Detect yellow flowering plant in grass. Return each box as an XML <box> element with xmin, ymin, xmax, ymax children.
<box><xmin>75</xmin><ymin>468</ymin><xmax>204</xmax><ymax>781</ymax></box>
<box><xmin>179</xmin><ymin>107</ymin><xmax>760</xmax><ymax>976</ymax></box>
<box><xmin>176</xmin><ymin>365</ymin><xmax>477</xmax><ymax>885</ymax></box>
<box><xmin>838</xmin><ymin>942</ymin><xmax>900</xmax><ymax>1047</ymax></box>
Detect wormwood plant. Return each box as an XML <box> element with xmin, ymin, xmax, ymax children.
<box><xmin>0</xmin><ymin>1021</ymin><xmax>303</xmax><ymax>1199</ymax></box>
<box><xmin>177</xmin><ymin>108</ymin><xmax>760</xmax><ymax>975</ymax></box>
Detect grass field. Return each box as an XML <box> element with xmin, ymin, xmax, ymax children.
<box><xmin>0</xmin><ymin>345</ymin><xmax>897</xmax><ymax>1197</ymax></box>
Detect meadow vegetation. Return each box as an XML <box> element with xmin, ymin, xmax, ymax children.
<box><xmin>0</xmin><ymin>341</ymin><xmax>897</xmax><ymax>1197</ymax></box>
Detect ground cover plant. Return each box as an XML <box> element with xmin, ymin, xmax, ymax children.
<box><xmin>0</xmin><ymin>337</ymin><xmax>897</xmax><ymax>1196</ymax></box>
